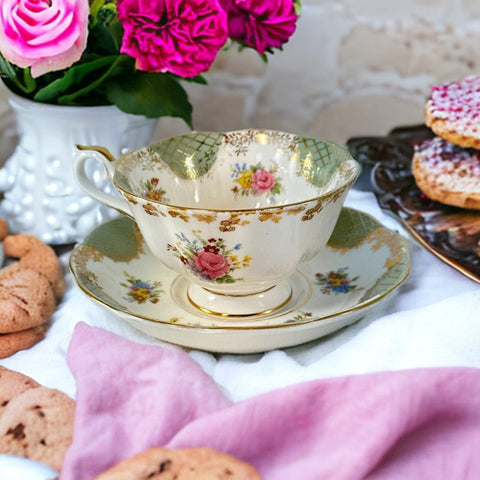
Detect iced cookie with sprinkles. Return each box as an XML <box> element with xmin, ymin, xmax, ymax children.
<box><xmin>425</xmin><ymin>75</ymin><xmax>480</xmax><ymax>149</ymax></box>
<box><xmin>412</xmin><ymin>136</ymin><xmax>480</xmax><ymax>209</ymax></box>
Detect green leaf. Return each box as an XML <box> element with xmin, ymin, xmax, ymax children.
<box><xmin>22</xmin><ymin>68</ymin><xmax>36</xmax><ymax>93</ymax></box>
<box><xmin>87</xmin><ymin>22</ymin><xmax>119</xmax><ymax>55</ymax></box>
<box><xmin>294</xmin><ymin>0</ymin><xmax>302</xmax><ymax>16</ymax></box>
<box><xmin>182</xmin><ymin>74</ymin><xmax>207</xmax><ymax>85</ymax></box>
<box><xmin>106</xmin><ymin>17</ymin><xmax>124</xmax><ymax>48</ymax></box>
<box><xmin>33</xmin><ymin>56</ymin><xmax>122</xmax><ymax>102</ymax></box>
<box><xmin>89</xmin><ymin>0</ymin><xmax>106</xmax><ymax>21</ymax></box>
<box><xmin>0</xmin><ymin>54</ymin><xmax>16</xmax><ymax>78</ymax></box>
<box><xmin>55</xmin><ymin>55</ymin><xmax>134</xmax><ymax>105</ymax></box>
<box><xmin>0</xmin><ymin>57</ymin><xmax>37</xmax><ymax>95</ymax></box>
<box><xmin>105</xmin><ymin>73</ymin><xmax>193</xmax><ymax>128</ymax></box>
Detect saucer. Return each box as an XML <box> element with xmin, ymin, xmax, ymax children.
<box><xmin>69</xmin><ymin>208</ymin><xmax>410</xmax><ymax>353</ymax></box>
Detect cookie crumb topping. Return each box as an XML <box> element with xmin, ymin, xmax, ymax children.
<box><xmin>414</xmin><ymin>137</ymin><xmax>480</xmax><ymax>192</ymax></box>
<box><xmin>428</xmin><ymin>75</ymin><xmax>480</xmax><ymax>137</ymax></box>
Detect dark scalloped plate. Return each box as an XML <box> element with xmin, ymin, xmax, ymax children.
<box><xmin>347</xmin><ymin>125</ymin><xmax>480</xmax><ymax>284</ymax></box>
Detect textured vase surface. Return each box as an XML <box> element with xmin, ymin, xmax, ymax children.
<box><xmin>0</xmin><ymin>95</ymin><xmax>157</xmax><ymax>244</ymax></box>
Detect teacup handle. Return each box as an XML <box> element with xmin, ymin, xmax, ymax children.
<box><xmin>73</xmin><ymin>145</ymin><xmax>132</xmax><ymax>217</ymax></box>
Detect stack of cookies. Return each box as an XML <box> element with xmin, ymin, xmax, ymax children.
<box><xmin>0</xmin><ymin>366</ymin><xmax>75</xmax><ymax>473</ymax></box>
<box><xmin>0</xmin><ymin>229</ymin><xmax>65</xmax><ymax>359</ymax></box>
<box><xmin>412</xmin><ymin>75</ymin><xmax>480</xmax><ymax>209</ymax></box>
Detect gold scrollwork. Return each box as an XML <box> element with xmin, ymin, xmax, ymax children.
<box><xmin>301</xmin><ymin>185</ymin><xmax>350</xmax><ymax>221</ymax></box>
<box><xmin>302</xmin><ymin>199</ymin><xmax>325</xmax><ymax>221</ymax></box>
<box><xmin>125</xmin><ymin>193</ymin><xmax>138</xmax><ymax>205</ymax></box>
<box><xmin>258</xmin><ymin>210</ymin><xmax>282</xmax><ymax>223</ymax></box>
<box><xmin>143</xmin><ymin>203</ymin><xmax>159</xmax><ymax>216</ymax></box>
<box><xmin>367</xmin><ymin>228</ymin><xmax>404</xmax><ymax>269</ymax></box>
<box><xmin>72</xmin><ymin>245</ymin><xmax>103</xmax><ymax>288</ymax></box>
<box><xmin>192</xmin><ymin>213</ymin><xmax>217</xmax><ymax>224</ymax></box>
<box><xmin>287</xmin><ymin>206</ymin><xmax>306</xmax><ymax>216</ymax></box>
<box><xmin>168</xmin><ymin>208</ymin><xmax>190</xmax><ymax>222</ymax></box>
<box><xmin>219</xmin><ymin>213</ymin><xmax>251</xmax><ymax>232</ymax></box>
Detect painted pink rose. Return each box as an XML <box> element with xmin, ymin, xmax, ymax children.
<box><xmin>193</xmin><ymin>250</ymin><xmax>230</xmax><ymax>279</ymax></box>
<box><xmin>0</xmin><ymin>0</ymin><xmax>89</xmax><ymax>78</ymax></box>
<box><xmin>117</xmin><ymin>0</ymin><xmax>229</xmax><ymax>78</ymax></box>
<box><xmin>251</xmin><ymin>169</ymin><xmax>276</xmax><ymax>192</ymax></box>
<box><xmin>219</xmin><ymin>0</ymin><xmax>297</xmax><ymax>54</ymax></box>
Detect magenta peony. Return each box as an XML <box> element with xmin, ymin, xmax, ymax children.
<box><xmin>117</xmin><ymin>0</ymin><xmax>229</xmax><ymax>78</ymax></box>
<box><xmin>219</xmin><ymin>0</ymin><xmax>297</xmax><ymax>54</ymax></box>
<box><xmin>193</xmin><ymin>250</ymin><xmax>230</xmax><ymax>279</ymax></box>
<box><xmin>0</xmin><ymin>0</ymin><xmax>89</xmax><ymax>78</ymax></box>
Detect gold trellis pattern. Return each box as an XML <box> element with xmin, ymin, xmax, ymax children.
<box><xmin>150</xmin><ymin>131</ymin><xmax>223</xmax><ymax>179</ymax></box>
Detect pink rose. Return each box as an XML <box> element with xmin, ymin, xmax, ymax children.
<box><xmin>219</xmin><ymin>0</ymin><xmax>297</xmax><ymax>54</ymax></box>
<box><xmin>193</xmin><ymin>250</ymin><xmax>230</xmax><ymax>279</ymax></box>
<box><xmin>117</xmin><ymin>0</ymin><xmax>229</xmax><ymax>78</ymax></box>
<box><xmin>251</xmin><ymin>169</ymin><xmax>276</xmax><ymax>193</ymax></box>
<box><xmin>0</xmin><ymin>0</ymin><xmax>89</xmax><ymax>78</ymax></box>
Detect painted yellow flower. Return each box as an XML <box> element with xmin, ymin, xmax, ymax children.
<box><xmin>228</xmin><ymin>254</ymin><xmax>251</xmax><ymax>269</ymax></box>
<box><xmin>242</xmin><ymin>255</ymin><xmax>252</xmax><ymax>267</ymax></box>
<box><xmin>238</xmin><ymin>171</ymin><xmax>253</xmax><ymax>189</ymax></box>
<box><xmin>229</xmin><ymin>254</ymin><xmax>240</xmax><ymax>268</ymax></box>
<box><xmin>327</xmin><ymin>273</ymin><xmax>345</xmax><ymax>287</ymax></box>
<box><xmin>132</xmin><ymin>288</ymin><xmax>150</xmax><ymax>302</ymax></box>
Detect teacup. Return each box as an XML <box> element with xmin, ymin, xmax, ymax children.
<box><xmin>73</xmin><ymin>129</ymin><xmax>360</xmax><ymax>317</ymax></box>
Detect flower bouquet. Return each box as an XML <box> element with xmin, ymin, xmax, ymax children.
<box><xmin>0</xmin><ymin>0</ymin><xmax>300</xmax><ymax>128</ymax></box>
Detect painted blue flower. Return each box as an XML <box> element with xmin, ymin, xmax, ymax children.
<box><xmin>315</xmin><ymin>268</ymin><xmax>359</xmax><ymax>295</ymax></box>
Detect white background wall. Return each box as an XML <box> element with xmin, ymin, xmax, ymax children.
<box><xmin>156</xmin><ymin>0</ymin><xmax>480</xmax><ymax>145</ymax></box>
<box><xmin>2</xmin><ymin>0</ymin><xmax>480</xmax><ymax>150</ymax></box>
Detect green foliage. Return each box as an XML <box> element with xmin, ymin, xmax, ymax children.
<box><xmin>106</xmin><ymin>73</ymin><xmax>193</xmax><ymax>127</ymax></box>
<box><xmin>0</xmin><ymin>0</ymin><xmax>193</xmax><ymax>127</ymax></box>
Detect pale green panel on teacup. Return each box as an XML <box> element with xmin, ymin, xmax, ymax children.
<box><xmin>116</xmin><ymin>171</ymin><xmax>132</xmax><ymax>191</ymax></box>
<box><xmin>149</xmin><ymin>132</ymin><xmax>224</xmax><ymax>179</ymax></box>
<box><xmin>327</xmin><ymin>208</ymin><xmax>381</xmax><ymax>249</ymax></box>
<box><xmin>83</xmin><ymin>216</ymin><xmax>141</xmax><ymax>262</ymax></box>
<box><xmin>297</xmin><ymin>137</ymin><xmax>351</xmax><ymax>187</ymax></box>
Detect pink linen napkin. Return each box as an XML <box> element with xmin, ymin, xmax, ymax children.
<box><xmin>61</xmin><ymin>323</ymin><xmax>480</xmax><ymax>479</ymax></box>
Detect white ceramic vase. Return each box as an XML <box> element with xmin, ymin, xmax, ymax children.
<box><xmin>0</xmin><ymin>94</ymin><xmax>158</xmax><ymax>244</ymax></box>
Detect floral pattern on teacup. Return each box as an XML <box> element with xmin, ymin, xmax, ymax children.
<box><xmin>121</xmin><ymin>273</ymin><xmax>163</xmax><ymax>303</ymax></box>
<box><xmin>285</xmin><ymin>311</ymin><xmax>313</xmax><ymax>324</ymax></box>
<box><xmin>231</xmin><ymin>162</ymin><xmax>282</xmax><ymax>200</ymax></box>
<box><xmin>314</xmin><ymin>268</ymin><xmax>359</xmax><ymax>294</ymax></box>
<box><xmin>167</xmin><ymin>233</ymin><xmax>251</xmax><ymax>283</ymax></box>
<box><xmin>141</xmin><ymin>177</ymin><xmax>169</xmax><ymax>203</ymax></box>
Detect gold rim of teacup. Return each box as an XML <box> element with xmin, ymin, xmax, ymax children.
<box><xmin>110</xmin><ymin>130</ymin><xmax>360</xmax><ymax>213</ymax></box>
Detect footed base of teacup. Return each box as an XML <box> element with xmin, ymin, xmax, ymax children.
<box><xmin>186</xmin><ymin>281</ymin><xmax>293</xmax><ymax>317</ymax></box>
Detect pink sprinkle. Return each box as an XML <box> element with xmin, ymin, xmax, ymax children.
<box><xmin>428</xmin><ymin>75</ymin><xmax>480</xmax><ymax>138</ymax></box>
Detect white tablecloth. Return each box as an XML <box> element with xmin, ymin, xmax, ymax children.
<box><xmin>0</xmin><ymin>189</ymin><xmax>478</xmax><ymax>402</ymax></box>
